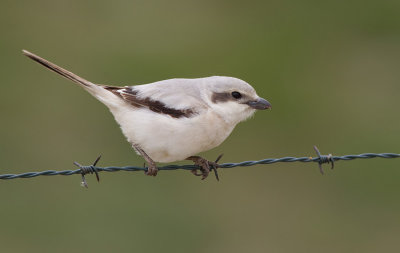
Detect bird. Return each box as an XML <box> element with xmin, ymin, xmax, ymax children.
<box><xmin>22</xmin><ymin>50</ymin><xmax>271</xmax><ymax>180</ymax></box>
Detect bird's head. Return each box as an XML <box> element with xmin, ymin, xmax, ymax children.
<box><xmin>203</xmin><ymin>76</ymin><xmax>271</xmax><ymax>125</ymax></box>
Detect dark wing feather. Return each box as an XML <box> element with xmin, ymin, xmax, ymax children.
<box><xmin>104</xmin><ymin>86</ymin><xmax>196</xmax><ymax>118</ymax></box>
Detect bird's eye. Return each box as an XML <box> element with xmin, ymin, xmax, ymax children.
<box><xmin>231</xmin><ymin>91</ymin><xmax>242</xmax><ymax>99</ymax></box>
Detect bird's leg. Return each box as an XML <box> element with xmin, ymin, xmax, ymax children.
<box><xmin>186</xmin><ymin>155</ymin><xmax>222</xmax><ymax>180</ymax></box>
<box><xmin>132</xmin><ymin>144</ymin><xmax>158</xmax><ymax>176</ymax></box>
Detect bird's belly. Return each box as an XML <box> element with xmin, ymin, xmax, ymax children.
<box><xmin>112</xmin><ymin>108</ymin><xmax>234</xmax><ymax>162</ymax></box>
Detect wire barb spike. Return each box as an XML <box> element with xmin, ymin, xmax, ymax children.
<box><xmin>211</xmin><ymin>153</ymin><xmax>223</xmax><ymax>181</ymax></box>
<box><xmin>313</xmin><ymin>146</ymin><xmax>334</xmax><ymax>175</ymax></box>
<box><xmin>73</xmin><ymin>155</ymin><xmax>101</xmax><ymax>188</ymax></box>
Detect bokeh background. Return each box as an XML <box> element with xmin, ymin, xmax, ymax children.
<box><xmin>1</xmin><ymin>0</ymin><xmax>400</xmax><ymax>252</ymax></box>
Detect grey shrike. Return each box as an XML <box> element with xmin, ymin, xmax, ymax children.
<box><xmin>22</xmin><ymin>50</ymin><xmax>271</xmax><ymax>180</ymax></box>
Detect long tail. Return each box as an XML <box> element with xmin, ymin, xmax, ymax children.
<box><xmin>22</xmin><ymin>50</ymin><xmax>122</xmax><ymax>108</ymax></box>
<box><xmin>22</xmin><ymin>50</ymin><xmax>95</xmax><ymax>88</ymax></box>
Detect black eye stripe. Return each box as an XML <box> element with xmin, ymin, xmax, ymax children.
<box><xmin>211</xmin><ymin>91</ymin><xmax>248</xmax><ymax>103</ymax></box>
<box><xmin>231</xmin><ymin>91</ymin><xmax>242</xmax><ymax>99</ymax></box>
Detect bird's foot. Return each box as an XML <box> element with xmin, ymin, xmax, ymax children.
<box><xmin>145</xmin><ymin>161</ymin><xmax>158</xmax><ymax>176</ymax></box>
<box><xmin>132</xmin><ymin>143</ymin><xmax>158</xmax><ymax>177</ymax></box>
<box><xmin>186</xmin><ymin>154</ymin><xmax>223</xmax><ymax>181</ymax></box>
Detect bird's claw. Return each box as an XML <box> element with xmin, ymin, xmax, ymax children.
<box><xmin>188</xmin><ymin>154</ymin><xmax>223</xmax><ymax>181</ymax></box>
<box><xmin>133</xmin><ymin>144</ymin><xmax>158</xmax><ymax>177</ymax></box>
<box><xmin>145</xmin><ymin>164</ymin><xmax>158</xmax><ymax>176</ymax></box>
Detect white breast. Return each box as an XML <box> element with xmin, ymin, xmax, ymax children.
<box><xmin>110</xmin><ymin>106</ymin><xmax>235</xmax><ymax>162</ymax></box>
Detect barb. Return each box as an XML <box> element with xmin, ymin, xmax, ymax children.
<box><xmin>73</xmin><ymin>155</ymin><xmax>101</xmax><ymax>188</ymax></box>
<box><xmin>1</xmin><ymin>148</ymin><xmax>399</xmax><ymax>183</ymax></box>
<box><xmin>313</xmin><ymin>146</ymin><xmax>334</xmax><ymax>174</ymax></box>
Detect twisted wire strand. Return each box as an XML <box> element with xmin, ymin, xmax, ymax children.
<box><xmin>0</xmin><ymin>152</ymin><xmax>399</xmax><ymax>180</ymax></box>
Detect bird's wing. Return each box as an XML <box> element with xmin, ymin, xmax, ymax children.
<box><xmin>103</xmin><ymin>79</ymin><xmax>207</xmax><ymax>118</ymax></box>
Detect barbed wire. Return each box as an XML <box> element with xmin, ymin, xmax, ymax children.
<box><xmin>0</xmin><ymin>146</ymin><xmax>399</xmax><ymax>187</ymax></box>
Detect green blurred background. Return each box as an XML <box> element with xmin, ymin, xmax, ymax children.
<box><xmin>1</xmin><ymin>0</ymin><xmax>400</xmax><ymax>252</ymax></box>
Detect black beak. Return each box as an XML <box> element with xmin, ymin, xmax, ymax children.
<box><xmin>247</xmin><ymin>97</ymin><xmax>271</xmax><ymax>110</ymax></box>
